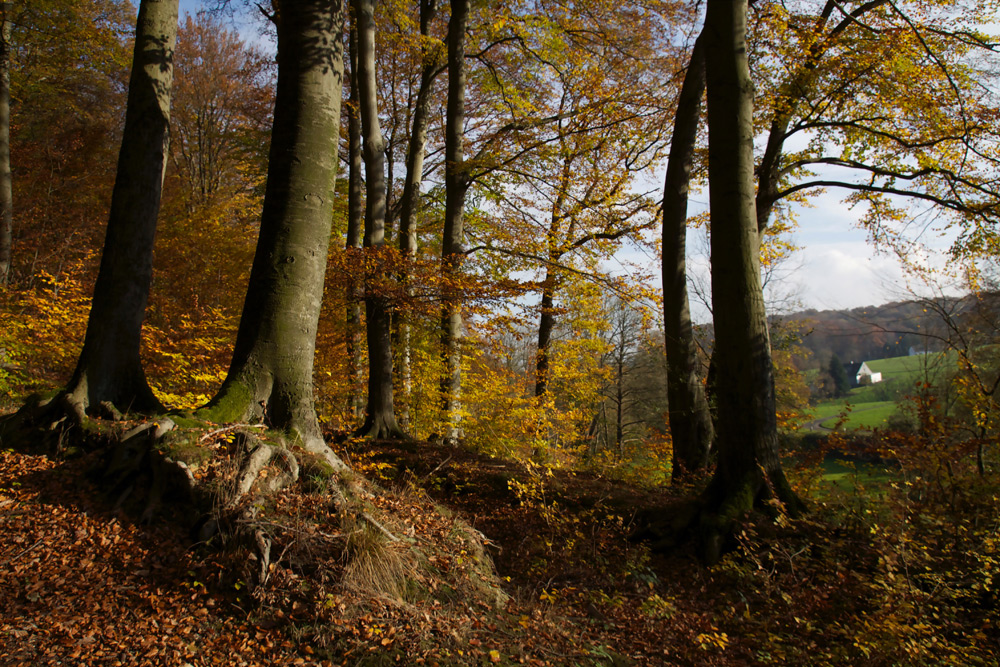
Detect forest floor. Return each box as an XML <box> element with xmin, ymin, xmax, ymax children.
<box><xmin>1</xmin><ymin>431</ymin><xmax>998</xmax><ymax>666</ymax></box>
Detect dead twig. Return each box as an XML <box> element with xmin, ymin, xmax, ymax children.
<box><xmin>2</xmin><ymin>538</ymin><xmax>43</xmax><ymax>566</ymax></box>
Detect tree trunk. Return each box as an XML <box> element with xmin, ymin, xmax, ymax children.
<box><xmin>662</xmin><ymin>32</ymin><xmax>714</xmax><ymax>480</ymax></box>
<box><xmin>396</xmin><ymin>0</ymin><xmax>440</xmax><ymax>428</ymax></box>
<box><xmin>439</xmin><ymin>0</ymin><xmax>470</xmax><ymax>442</ymax></box>
<box><xmin>534</xmin><ymin>269</ymin><xmax>557</xmax><ymax>398</ymax></box>
<box><xmin>345</xmin><ymin>19</ymin><xmax>364</xmax><ymax>419</ymax></box>
<box><xmin>353</xmin><ymin>0</ymin><xmax>403</xmax><ymax>438</ymax></box>
<box><xmin>533</xmin><ymin>156</ymin><xmax>571</xmax><ymax>399</ymax></box>
<box><xmin>701</xmin><ymin>0</ymin><xmax>802</xmax><ymax>563</ymax></box>
<box><xmin>199</xmin><ymin>0</ymin><xmax>348</xmax><ymax>470</ymax></box>
<box><xmin>0</xmin><ymin>3</ymin><xmax>11</xmax><ymax>286</ymax></box>
<box><xmin>64</xmin><ymin>0</ymin><xmax>178</xmax><ymax>415</ymax></box>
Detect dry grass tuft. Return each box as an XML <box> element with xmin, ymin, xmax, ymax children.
<box><xmin>340</xmin><ymin>512</ymin><xmax>411</xmax><ymax>599</ymax></box>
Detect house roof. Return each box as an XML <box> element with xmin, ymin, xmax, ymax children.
<box><xmin>843</xmin><ymin>361</ymin><xmax>865</xmax><ymax>377</ymax></box>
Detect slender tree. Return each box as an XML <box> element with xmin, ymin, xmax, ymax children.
<box><xmin>661</xmin><ymin>31</ymin><xmax>713</xmax><ymax>480</ymax></box>
<box><xmin>353</xmin><ymin>0</ymin><xmax>404</xmax><ymax>438</ymax></box>
<box><xmin>439</xmin><ymin>0</ymin><xmax>470</xmax><ymax>442</ymax></box>
<box><xmin>345</xmin><ymin>17</ymin><xmax>364</xmax><ymax>419</ymax></box>
<box><xmin>701</xmin><ymin>0</ymin><xmax>801</xmax><ymax>563</ymax></box>
<box><xmin>198</xmin><ymin>0</ymin><xmax>349</xmax><ymax>468</ymax></box>
<box><xmin>0</xmin><ymin>2</ymin><xmax>11</xmax><ymax>286</ymax></box>
<box><xmin>396</xmin><ymin>0</ymin><xmax>442</xmax><ymax>427</ymax></box>
<box><xmin>63</xmin><ymin>0</ymin><xmax>179</xmax><ymax>417</ymax></box>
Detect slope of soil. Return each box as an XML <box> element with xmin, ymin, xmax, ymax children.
<box><xmin>2</xmin><ymin>435</ymin><xmax>997</xmax><ymax>666</ymax></box>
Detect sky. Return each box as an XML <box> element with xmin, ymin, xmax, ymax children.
<box><xmin>170</xmin><ymin>0</ymin><xmax>962</xmax><ymax>323</ymax></box>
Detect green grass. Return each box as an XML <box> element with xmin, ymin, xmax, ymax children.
<box><xmin>819</xmin><ymin>402</ymin><xmax>897</xmax><ymax>429</ymax></box>
<box><xmin>865</xmin><ymin>351</ymin><xmax>956</xmax><ymax>382</ymax></box>
<box><xmin>817</xmin><ymin>458</ymin><xmax>895</xmax><ymax>494</ymax></box>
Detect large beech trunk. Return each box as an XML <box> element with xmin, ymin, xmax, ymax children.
<box><xmin>439</xmin><ymin>0</ymin><xmax>470</xmax><ymax>442</ymax></box>
<box><xmin>64</xmin><ymin>0</ymin><xmax>178</xmax><ymax>415</ymax></box>
<box><xmin>701</xmin><ymin>0</ymin><xmax>801</xmax><ymax>562</ymax></box>
<box><xmin>199</xmin><ymin>0</ymin><xmax>348</xmax><ymax>469</ymax></box>
<box><xmin>353</xmin><ymin>0</ymin><xmax>404</xmax><ymax>438</ymax></box>
<box><xmin>662</xmin><ymin>33</ymin><xmax>714</xmax><ymax>480</ymax></box>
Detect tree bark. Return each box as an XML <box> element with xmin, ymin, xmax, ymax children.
<box><xmin>353</xmin><ymin>0</ymin><xmax>404</xmax><ymax>438</ymax></box>
<box><xmin>661</xmin><ymin>32</ymin><xmax>714</xmax><ymax>480</ymax></box>
<box><xmin>345</xmin><ymin>19</ymin><xmax>364</xmax><ymax>419</ymax></box>
<box><xmin>396</xmin><ymin>0</ymin><xmax>440</xmax><ymax>428</ymax></box>
<box><xmin>64</xmin><ymin>0</ymin><xmax>178</xmax><ymax>415</ymax></box>
<box><xmin>0</xmin><ymin>3</ymin><xmax>11</xmax><ymax>286</ymax></box>
<box><xmin>439</xmin><ymin>0</ymin><xmax>470</xmax><ymax>442</ymax></box>
<box><xmin>701</xmin><ymin>0</ymin><xmax>801</xmax><ymax>563</ymax></box>
<box><xmin>199</xmin><ymin>0</ymin><xmax>348</xmax><ymax>471</ymax></box>
<box><xmin>534</xmin><ymin>268</ymin><xmax>557</xmax><ymax>398</ymax></box>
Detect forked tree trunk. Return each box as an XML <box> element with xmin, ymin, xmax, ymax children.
<box><xmin>353</xmin><ymin>0</ymin><xmax>404</xmax><ymax>438</ymax></box>
<box><xmin>345</xmin><ymin>20</ymin><xmax>364</xmax><ymax>419</ymax></box>
<box><xmin>0</xmin><ymin>3</ymin><xmax>11</xmax><ymax>286</ymax></box>
<box><xmin>199</xmin><ymin>0</ymin><xmax>348</xmax><ymax>469</ymax></box>
<box><xmin>439</xmin><ymin>0</ymin><xmax>470</xmax><ymax>442</ymax></box>
<box><xmin>662</xmin><ymin>32</ymin><xmax>714</xmax><ymax>480</ymax></box>
<box><xmin>64</xmin><ymin>0</ymin><xmax>178</xmax><ymax>416</ymax></box>
<box><xmin>701</xmin><ymin>0</ymin><xmax>802</xmax><ymax>563</ymax></box>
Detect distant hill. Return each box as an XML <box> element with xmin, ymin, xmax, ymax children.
<box><xmin>771</xmin><ymin>298</ymin><xmax>962</xmax><ymax>370</ymax></box>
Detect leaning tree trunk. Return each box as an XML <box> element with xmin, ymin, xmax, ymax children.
<box><xmin>0</xmin><ymin>3</ymin><xmax>11</xmax><ymax>287</ymax></box>
<box><xmin>701</xmin><ymin>0</ymin><xmax>802</xmax><ymax>563</ymax></box>
<box><xmin>439</xmin><ymin>0</ymin><xmax>470</xmax><ymax>442</ymax></box>
<box><xmin>353</xmin><ymin>0</ymin><xmax>404</xmax><ymax>438</ymax></box>
<box><xmin>198</xmin><ymin>0</ymin><xmax>349</xmax><ymax>470</ymax></box>
<box><xmin>63</xmin><ymin>0</ymin><xmax>178</xmax><ymax>416</ymax></box>
<box><xmin>662</xmin><ymin>32</ymin><xmax>714</xmax><ymax>481</ymax></box>
<box><xmin>345</xmin><ymin>20</ymin><xmax>364</xmax><ymax>419</ymax></box>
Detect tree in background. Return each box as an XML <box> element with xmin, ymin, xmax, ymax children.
<box><xmin>3</xmin><ymin>0</ymin><xmax>133</xmax><ymax>284</ymax></box>
<box><xmin>829</xmin><ymin>353</ymin><xmax>851</xmax><ymax>397</ymax></box>
<box><xmin>353</xmin><ymin>0</ymin><xmax>404</xmax><ymax>438</ymax></box>
<box><xmin>0</xmin><ymin>2</ymin><xmax>12</xmax><ymax>285</ymax></box>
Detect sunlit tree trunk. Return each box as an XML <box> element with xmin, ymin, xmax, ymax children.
<box><xmin>440</xmin><ymin>0</ymin><xmax>470</xmax><ymax>442</ymax></box>
<box><xmin>199</xmin><ymin>0</ymin><xmax>348</xmax><ymax>470</ymax></box>
<box><xmin>397</xmin><ymin>0</ymin><xmax>440</xmax><ymax>428</ymax></box>
<box><xmin>64</xmin><ymin>0</ymin><xmax>178</xmax><ymax>415</ymax></box>
<box><xmin>533</xmin><ymin>157</ymin><xmax>571</xmax><ymax>399</ymax></box>
<box><xmin>0</xmin><ymin>2</ymin><xmax>11</xmax><ymax>286</ymax></box>
<box><xmin>701</xmin><ymin>0</ymin><xmax>802</xmax><ymax>563</ymax></box>
<box><xmin>662</xmin><ymin>32</ymin><xmax>714</xmax><ymax>480</ymax></box>
<box><xmin>354</xmin><ymin>0</ymin><xmax>404</xmax><ymax>438</ymax></box>
<box><xmin>534</xmin><ymin>270</ymin><xmax>557</xmax><ymax>398</ymax></box>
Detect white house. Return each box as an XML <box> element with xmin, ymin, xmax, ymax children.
<box><xmin>845</xmin><ymin>361</ymin><xmax>882</xmax><ymax>386</ymax></box>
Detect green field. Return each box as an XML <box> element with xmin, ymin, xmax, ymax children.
<box><xmin>802</xmin><ymin>351</ymin><xmax>957</xmax><ymax>432</ymax></box>
<box><xmin>818</xmin><ymin>457</ymin><xmax>896</xmax><ymax>494</ymax></box>
<box><xmin>818</xmin><ymin>401</ymin><xmax>897</xmax><ymax>429</ymax></box>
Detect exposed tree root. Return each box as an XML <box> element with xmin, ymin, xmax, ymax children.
<box><xmin>2</xmin><ymin>400</ymin><xmax>508</xmax><ymax>606</ymax></box>
<box><xmin>634</xmin><ymin>468</ymin><xmax>806</xmax><ymax>565</ymax></box>
<box><xmin>696</xmin><ymin>468</ymin><xmax>806</xmax><ymax>564</ymax></box>
<box><xmin>353</xmin><ymin>414</ymin><xmax>409</xmax><ymax>440</ymax></box>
